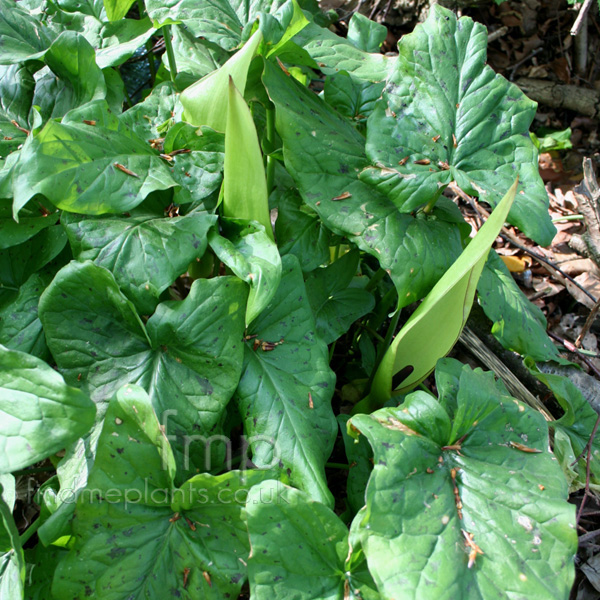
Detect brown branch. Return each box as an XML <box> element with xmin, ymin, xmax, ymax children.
<box><xmin>570</xmin><ymin>158</ymin><xmax>600</xmax><ymax>267</ymax></box>
<box><xmin>571</xmin><ymin>0</ymin><xmax>594</xmax><ymax>36</ymax></box>
<box><xmin>576</xmin><ymin>413</ymin><xmax>600</xmax><ymax>524</ymax></box>
<box><xmin>450</xmin><ymin>182</ymin><xmax>597</xmax><ymax>304</ymax></box>
<box><xmin>459</xmin><ymin>326</ymin><xmax>554</xmax><ymax>421</ymax></box>
<box><xmin>576</xmin><ymin>298</ymin><xmax>600</xmax><ymax>349</ymax></box>
<box><xmin>515</xmin><ymin>78</ymin><xmax>600</xmax><ymax>119</ymax></box>
<box><xmin>499</xmin><ymin>233</ymin><xmax>598</xmax><ymax>305</ymax></box>
<box><xmin>547</xmin><ymin>331</ymin><xmax>600</xmax><ymax>380</ymax></box>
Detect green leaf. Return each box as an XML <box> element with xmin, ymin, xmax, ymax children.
<box><xmin>0</xmin><ymin>482</ymin><xmax>24</xmax><ymax>599</ymax></box>
<box><xmin>292</xmin><ymin>21</ymin><xmax>390</xmax><ymax>82</ymax></box>
<box><xmin>273</xmin><ymin>187</ymin><xmax>329</xmax><ymax>272</ymax></box>
<box><xmin>361</xmin><ymin>5</ymin><xmax>554</xmax><ymax>245</ymax></box>
<box><xmin>246</xmin><ymin>480</ymin><xmax>377</xmax><ymax>599</ymax></box>
<box><xmin>53</xmin><ymin>384</ymin><xmax>270</xmax><ymax>599</ymax></box>
<box><xmin>170</xmin><ymin>25</ymin><xmax>230</xmax><ymax>84</ymax></box>
<box><xmin>347</xmin><ymin>12</ymin><xmax>387</xmax><ymax>53</ymax></box>
<box><xmin>208</xmin><ymin>218</ymin><xmax>281</xmax><ymax>325</ymax></box>
<box><xmin>525</xmin><ymin>360</ymin><xmax>600</xmax><ymax>493</ymax></box>
<box><xmin>305</xmin><ymin>250</ymin><xmax>375</xmax><ymax>344</ymax></box>
<box><xmin>262</xmin><ymin>59</ymin><xmax>464</xmax><ymax>309</ymax></box>
<box><xmin>12</xmin><ymin>102</ymin><xmax>178</xmax><ymax>218</ymax></box>
<box><xmin>0</xmin><ymin>273</ymin><xmax>50</xmax><ymax>359</ymax></box>
<box><xmin>103</xmin><ymin>0</ymin><xmax>135</xmax><ymax>21</ymax></box>
<box><xmin>96</xmin><ymin>17</ymin><xmax>156</xmax><ymax>68</ymax></box>
<box><xmin>0</xmin><ymin>345</ymin><xmax>95</xmax><ymax>473</ymax></box>
<box><xmin>0</xmin><ymin>205</ymin><xmax>59</xmax><ymax>250</ymax></box>
<box><xmin>262</xmin><ymin>0</ymin><xmax>310</xmax><ymax>58</ymax></box>
<box><xmin>477</xmin><ymin>250</ymin><xmax>559</xmax><ymax>361</ymax></box>
<box><xmin>0</xmin><ymin>0</ymin><xmax>54</xmax><ymax>65</ymax></box>
<box><xmin>349</xmin><ymin>360</ymin><xmax>577</xmax><ymax>600</ymax></box>
<box><xmin>87</xmin><ymin>384</ymin><xmax>177</xmax><ymax>496</ymax></box>
<box><xmin>52</xmin><ymin>0</ymin><xmax>105</xmax><ymax>18</ymax></box>
<box><xmin>24</xmin><ymin>544</ymin><xmax>67</xmax><ymax>600</ymax></box>
<box><xmin>337</xmin><ymin>414</ymin><xmax>372</xmax><ymax>515</ymax></box>
<box><xmin>38</xmin><ymin>261</ymin><xmax>248</xmax><ymax>477</ymax></box>
<box><xmin>0</xmin><ymin>475</ymin><xmax>15</xmax><ymax>514</ymax></box>
<box><xmin>323</xmin><ymin>71</ymin><xmax>384</xmax><ymax>123</ymax></box>
<box><xmin>531</xmin><ymin>127</ymin><xmax>572</xmax><ymax>152</ymax></box>
<box><xmin>63</xmin><ymin>209</ymin><xmax>217</xmax><ymax>314</ymax></box>
<box><xmin>162</xmin><ymin>123</ymin><xmax>225</xmax><ymax>206</ymax></box>
<box><xmin>235</xmin><ymin>254</ymin><xmax>336</xmax><ymax>506</ymax></box>
<box><xmin>223</xmin><ymin>76</ymin><xmax>273</xmax><ymax>237</ymax></box>
<box><xmin>34</xmin><ymin>31</ymin><xmax>107</xmax><ymax>120</ymax></box>
<box><xmin>0</xmin><ymin>477</ymin><xmax>16</xmax><ymax>556</ymax></box>
<box><xmin>180</xmin><ymin>29</ymin><xmax>263</xmax><ymax>131</ymax></box>
<box><xmin>119</xmin><ymin>82</ymin><xmax>180</xmax><ymax>141</ymax></box>
<box><xmin>0</xmin><ymin>226</ymin><xmax>67</xmax><ymax>291</ymax></box>
<box><xmin>358</xmin><ymin>179</ymin><xmax>517</xmax><ymax>412</ymax></box>
<box><xmin>0</xmin><ymin>65</ymin><xmax>35</xmax><ymax>157</ymax></box>
<box><xmin>146</xmin><ymin>0</ymin><xmax>283</xmax><ymax>51</ymax></box>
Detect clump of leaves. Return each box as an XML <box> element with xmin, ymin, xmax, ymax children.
<box><xmin>0</xmin><ymin>0</ymin><xmax>582</xmax><ymax>598</ymax></box>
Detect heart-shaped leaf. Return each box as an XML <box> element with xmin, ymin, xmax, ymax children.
<box><xmin>349</xmin><ymin>360</ymin><xmax>577</xmax><ymax>600</ymax></box>
<box><xmin>34</xmin><ymin>31</ymin><xmax>107</xmax><ymax>121</ymax></box>
<box><xmin>146</xmin><ymin>0</ymin><xmax>283</xmax><ymax>50</ymax></box>
<box><xmin>38</xmin><ymin>260</ymin><xmax>248</xmax><ymax>478</ymax></box>
<box><xmin>262</xmin><ymin>59</ymin><xmax>464</xmax><ymax>309</ymax></box>
<box><xmin>63</xmin><ymin>209</ymin><xmax>217</xmax><ymax>314</ymax></box>
<box><xmin>12</xmin><ymin>102</ymin><xmax>177</xmax><ymax>218</ymax></box>
<box><xmin>0</xmin><ymin>0</ymin><xmax>54</xmax><ymax>65</ymax></box>
<box><xmin>361</xmin><ymin>5</ymin><xmax>554</xmax><ymax>245</ymax></box>
<box><xmin>52</xmin><ymin>384</ymin><xmax>272</xmax><ymax>599</ymax></box>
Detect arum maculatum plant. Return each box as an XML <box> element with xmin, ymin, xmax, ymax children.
<box><xmin>0</xmin><ymin>0</ymin><xmax>583</xmax><ymax>597</ymax></box>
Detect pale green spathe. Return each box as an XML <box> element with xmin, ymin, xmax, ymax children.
<box><xmin>180</xmin><ymin>29</ymin><xmax>262</xmax><ymax>131</ymax></box>
<box><xmin>223</xmin><ymin>77</ymin><xmax>273</xmax><ymax>239</ymax></box>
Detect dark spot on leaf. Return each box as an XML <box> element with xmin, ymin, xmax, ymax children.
<box><xmin>108</xmin><ymin>547</ymin><xmax>126</xmax><ymax>559</ymax></box>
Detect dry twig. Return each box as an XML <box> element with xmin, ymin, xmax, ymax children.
<box><xmin>571</xmin><ymin>0</ymin><xmax>594</xmax><ymax>36</ymax></box>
